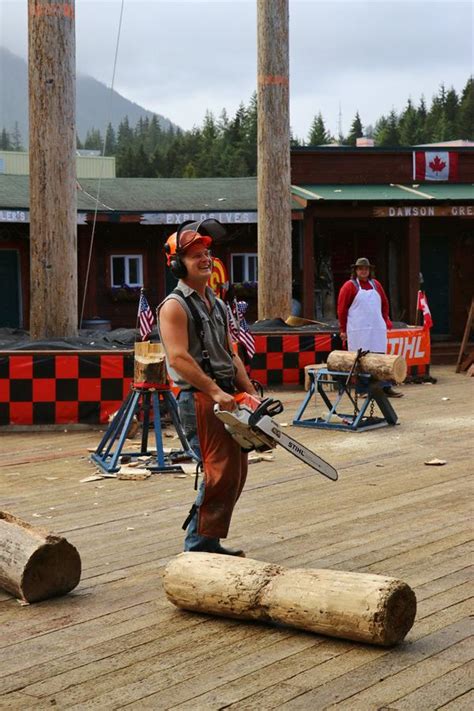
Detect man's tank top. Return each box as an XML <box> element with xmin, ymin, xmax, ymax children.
<box><xmin>157</xmin><ymin>280</ymin><xmax>236</xmax><ymax>390</ymax></box>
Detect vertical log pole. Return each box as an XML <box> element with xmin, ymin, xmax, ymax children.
<box><xmin>28</xmin><ymin>0</ymin><xmax>77</xmax><ymax>338</ymax></box>
<box><xmin>407</xmin><ymin>217</ymin><xmax>420</xmax><ymax>325</ymax></box>
<box><xmin>257</xmin><ymin>0</ymin><xmax>292</xmax><ymax>320</ymax></box>
<box><xmin>302</xmin><ymin>209</ymin><xmax>315</xmax><ymax>319</ymax></box>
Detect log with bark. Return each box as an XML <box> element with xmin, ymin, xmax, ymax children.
<box><xmin>327</xmin><ymin>350</ymin><xmax>407</xmax><ymax>383</ymax></box>
<box><xmin>133</xmin><ymin>342</ymin><xmax>167</xmax><ymax>385</ymax></box>
<box><xmin>0</xmin><ymin>511</ymin><xmax>81</xmax><ymax>603</ymax></box>
<box><xmin>164</xmin><ymin>553</ymin><xmax>416</xmax><ymax>646</ymax></box>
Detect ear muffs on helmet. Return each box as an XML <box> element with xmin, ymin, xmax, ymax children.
<box><xmin>169</xmin><ymin>254</ymin><xmax>187</xmax><ymax>279</ymax></box>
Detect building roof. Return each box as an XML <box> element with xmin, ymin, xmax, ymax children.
<box><xmin>0</xmin><ymin>175</ymin><xmax>472</xmax><ymax>219</ymax></box>
<box><xmin>0</xmin><ymin>175</ymin><xmax>260</xmax><ymax>211</ymax></box>
<box><xmin>290</xmin><ymin>183</ymin><xmax>474</xmax><ymax>202</ymax></box>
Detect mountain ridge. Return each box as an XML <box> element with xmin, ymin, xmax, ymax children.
<box><xmin>0</xmin><ymin>47</ymin><xmax>180</xmax><ymax>146</ymax></box>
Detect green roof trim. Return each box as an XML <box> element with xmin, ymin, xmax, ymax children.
<box><xmin>1</xmin><ymin>175</ymin><xmax>471</xmax><ymax>214</ymax></box>
<box><xmin>291</xmin><ymin>183</ymin><xmax>474</xmax><ymax>202</ymax></box>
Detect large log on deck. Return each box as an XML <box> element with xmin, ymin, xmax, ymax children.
<box><xmin>0</xmin><ymin>512</ymin><xmax>81</xmax><ymax>603</ymax></box>
<box><xmin>164</xmin><ymin>553</ymin><xmax>416</xmax><ymax>646</ymax></box>
<box><xmin>327</xmin><ymin>350</ymin><xmax>407</xmax><ymax>383</ymax></box>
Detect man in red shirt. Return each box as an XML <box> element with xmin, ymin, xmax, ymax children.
<box><xmin>337</xmin><ymin>257</ymin><xmax>402</xmax><ymax>397</ymax></box>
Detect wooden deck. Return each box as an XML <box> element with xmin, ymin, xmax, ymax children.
<box><xmin>0</xmin><ymin>365</ymin><xmax>472</xmax><ymax>710</ymax></box>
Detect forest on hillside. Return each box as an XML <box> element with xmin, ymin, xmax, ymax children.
<box><xmin>1</xmin><ymin>78</ymin><xmax>472</xmax><ymax>178</ymax></box>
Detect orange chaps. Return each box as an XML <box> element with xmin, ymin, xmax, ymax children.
<box><xmin>193</xmin><ymin>392</ymin><xmax>248</xmax><ymax>538</ymax></box>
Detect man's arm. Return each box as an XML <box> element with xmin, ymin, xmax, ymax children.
<box><xmin>226</xmin><ymin>332</ymin><xmax>258</xmax><ymax>396</ymax></box>
<box><xmin>159</xmin><ymin>299</ymin><xmax>235</xmax><ymax>410</ymax></box>
<box><xmin>337</xmin><ymin>280</ymin><xmax>356</xmax><ymax>342</ymax></box>
<box><xmin>374</xmin><ymin>280</ymin><xmax>393</xmax><ymax>329</ymax></box>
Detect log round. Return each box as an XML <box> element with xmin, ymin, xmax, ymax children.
<box><xmin>164</xmin><ymin>553</ymin><xmax>416</xmax><ymax>647</ymax></box>
<box><xmin>0</xmin><ymin>512</ymin><xmax>81</xmax><ymax>603</ymax></box>
<box><xmin>327</xmin><ymin>350</ymin><xmax>407</xmax><ymax>383</ymax></box>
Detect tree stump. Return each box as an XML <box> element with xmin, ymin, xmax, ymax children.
<box><xmin>327</xmin><ymin>350</ymin><xmax>407</xmax><ymax>383</ymax></box>
<box><xmin>133</xmin><ymin>342</ymin><xmax>167</xmax><ymax>385</ymax></box>
<box><xmin>164</xmin><ymin>553</ymin><xmax>416</xmax><ymax>646</ymax></box>
<box><xmin>0</xmin><ymin>511</ymin><xmax>81</xmax><ymax>603</ymax></box>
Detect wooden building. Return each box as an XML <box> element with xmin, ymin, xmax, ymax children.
<box><xmin>0</xmin><ymin>145</ymin><xmax>472</xmax><ymax>338</ymax></box>
<box><xmin>291</xmin><ymin>146</ymin><xmax>474</xmax><ymax>339</ymax></box>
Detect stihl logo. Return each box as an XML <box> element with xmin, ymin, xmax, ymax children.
<box><xmin>387</xmin><ymin>335</ymin><xmax>425</xmax><ymax>359</ymax></box>
<box><xmin>288</xmin><ymin>441</ymin><xmax>305</xmax><ymax>457</ymax></box>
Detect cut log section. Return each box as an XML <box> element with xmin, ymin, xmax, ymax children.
<box><xmin>164</xmin><ymin>553</ymin><xmax>416</xmax><ymax>646</ymax></box>
<box><xmin>327</xmin><ymin>350</ymin><xmax>407</xmax><ymax>383</ymax></box>
<box><xmin>133</xmin><ymin>341</ymin><xmax>167</xmax><ymax>385</ymax></box>
<box><xmin>0</xmin><ymin>511</ymin><xmax>81</xmax><ymax>603</ymax></box>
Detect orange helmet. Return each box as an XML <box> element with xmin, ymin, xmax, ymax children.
<box><xmin>164</xmin><ymin>229</ymin><xmax>212</xmax><ymax>267</ymax></box>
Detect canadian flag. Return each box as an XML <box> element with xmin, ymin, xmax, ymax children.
<box><xmin>413</xmin><ymin>151</ymin><xmax>458</xmax><ymax>181</ymax></box>
<box><xmin>417</xmin><ymin>290</ymin><xmax>433</xmax><ymax>329</ymax></box>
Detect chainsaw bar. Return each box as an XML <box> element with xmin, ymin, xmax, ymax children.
<box><xmin>255</xmin><ymin>415</ymin><xmax>338</xmax><ymax>481</ymax></box>
<box><xmin>214</xmin><ymin>397</ymin><xmax>338</xmax><ymax>481</ymax></box>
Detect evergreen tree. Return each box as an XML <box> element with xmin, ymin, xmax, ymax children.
<box><xmin>415</xmin><ymin>96</ymin><xmax>428</xmax><ymax>142</ymax></box>
<box><xmin>458</xmin><ymin>77</ymin><xmax>474</xmax><ymax>139</ymax></box>
<box><xmin>183</xmin><ymin>161</ymin><xmax>197</xmax><ymax>178</ymax></box>
<box><xmin>104</xmin><ymin>123</ymin><xmax>117</xmax><ymax>155</ymax></box>
<box><xmin>346</xmin><ymin>111</ymin><xmax>364</xmax><ymax>146</ymax></box>
<box><xmin>307</xmin><ymin>112</ymin><xmax>331</xmax><ymax>145</ymax></box>
<box><xmin>11</xmin><ymin>122</ymin><xmax>23</xmax><ymax>151</ymax></box>
<box><xmin>0</xmin><ymin>128</ymin><xmax>12</xmax><ymax>150</ymax></box>
<box><xmin>399</xmin><ymin>99</ymin><xmax>419</xmax><ymax>145</ymax></box>
<box><xmin>374</xmin><ymin>110</ymin><xmax>399</xmax><ymax>146</ymax></box>
<box><xmin>84</xmin><ymin>128</ymin><xmax>103</xmax><ymax>151</ymax></box>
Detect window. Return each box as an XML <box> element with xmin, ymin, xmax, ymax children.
<box><xmin>110</xmin><ymin>255</ymin><xmax>143</xmax><ymax>287</ymax></box>
<box><xmin>231</xmin><ymin>253</ymin><xmax>258</xmax><ymax>283</ymax></box>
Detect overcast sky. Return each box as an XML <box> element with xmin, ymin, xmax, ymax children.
<box><xmin>1</xmin><ymin>0</ymin><xmax>472</xmax><ymax>139</ymax></box>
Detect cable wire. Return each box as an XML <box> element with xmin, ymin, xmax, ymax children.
<box><xmin>79</xmin><ymin>0</ymin><xmax>126</xmax><ymax>328</ymax></box>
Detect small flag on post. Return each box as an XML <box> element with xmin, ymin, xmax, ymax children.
<box><xmin>138</xmin><ymin>291</ymin><xmax>154</xmax><ymax>341</ymax></box>
<box><xmin>417</xmin><ymin>290</ymin><xmax>433</xmax><ymax>329</ymax></box>
<box><xmin>227</xmin><ymin>300</ymin><xmax>256</xmax><ymax>361</ymax></box>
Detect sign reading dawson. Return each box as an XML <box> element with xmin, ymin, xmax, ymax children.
<box><xmin>374</xmin><ymin>205</ymin><xmax>473</xmax><ymax>218</ymax></box>
<box><xmin>141</xmin><ymin>211</ymin><xmax>258</xmax><ymax>225</ymax></box>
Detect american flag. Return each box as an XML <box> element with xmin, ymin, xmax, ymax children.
<box><xmin>138</xmin><ymin>292</ymin><xmax>155</xmax><ymax>340</ymax></box>
<box><xmin>227</xmin><ymin>300</ymin><xmax>256</xmax><ymax>360</ymax></box>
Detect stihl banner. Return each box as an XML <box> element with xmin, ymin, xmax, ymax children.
<box><xmin>387</xmin><ymin>327</ymin><xmax>430</xmax><ymax>367</ymax></box>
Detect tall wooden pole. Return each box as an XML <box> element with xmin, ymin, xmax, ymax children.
<box><xmin>257</xmin><ymin>0</ymin><xmax>292</xmax><ymax>320</ymax></box>
<box><xmin>28</xmin><ymin>0</ymin><xmax>77</xmax><ymax>338</ymax></box>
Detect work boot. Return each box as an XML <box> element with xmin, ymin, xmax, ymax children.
<box><xmin>383</xmin><ymin>387</ymin><xmax>403</xmax><ymax>398</ymax></box>
<box><xmin>213</xmin><ymin>544</ymin><xmax>246</xmax><ymax>557</ymax></box>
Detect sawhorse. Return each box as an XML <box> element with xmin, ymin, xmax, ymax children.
<box><xmin>293</xmin><ymin>368</ymin><xmax>399</xmax><ymax>432</ymax></box>
<box><xmin>91</xmin><ymin>385</ymin><xmax>197</xmax><ymax>474</ymax></box>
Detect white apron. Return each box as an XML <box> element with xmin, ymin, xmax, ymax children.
<box><xmin>347</xmin><ymin>279</ymin><xmax>387</xmax><ymax>353</ymax></box>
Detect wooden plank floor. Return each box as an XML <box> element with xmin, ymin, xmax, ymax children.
<box><xmin>0</xmin><ymin>365</ymin><xmax>472</xmax><ymax>710</ymax></box>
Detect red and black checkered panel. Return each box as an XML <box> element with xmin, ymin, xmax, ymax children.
<box><xmin>0</xmin><ymin>353</ymin><xmax>133</xmax><ymax>426</ymax></box>
<box><xmin>250</xmin><ymin>333</ymin><xmax>338</xmax><ymax>385</ymax></box>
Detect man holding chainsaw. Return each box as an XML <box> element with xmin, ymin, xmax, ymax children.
<box><xmin>158</xmin><ymin>219</ymin><xmax>258</xmax><ymax>556</ymax></box>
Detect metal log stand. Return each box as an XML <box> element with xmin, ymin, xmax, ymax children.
<box><xmin>91</xmin><ymin>383</ymin><xmax>197</xmax><ymax>474</ymax></box>
<box><xmin>293</xmin><ymin>368</ymin><xmax>398</xmax><ymax>432</ymax></box>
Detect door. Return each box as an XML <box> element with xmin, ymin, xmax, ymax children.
<box><xmin>0</xmin><ymin>250</ymin><xmax>21</xmax><ymax>328</ymax></box>
<box><xmin>421</xmin><ymin>234</ymin><xmax>450</xmax><ymax>335</ymax></box>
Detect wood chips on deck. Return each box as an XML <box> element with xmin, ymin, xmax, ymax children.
<box><xmin>0</xmin><ymin>366</ymin><xmax>472</xmax><ymax>710</ymax></box>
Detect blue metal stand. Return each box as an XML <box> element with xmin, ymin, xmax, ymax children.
<box><xmin>91</xmin><ymin>386</ymin><xmax>198</xmax><ymax>474</ymax></box>
<box><xmin>293</xmin><ymin>369</ymin><xmax>398</xmax><ymax>432</ymax></box>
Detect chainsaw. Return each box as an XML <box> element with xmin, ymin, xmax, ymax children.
<box><xmin>214</xmin><ymin>394</ymin><xmax>338</xmax><ymax>481</ymax></box>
